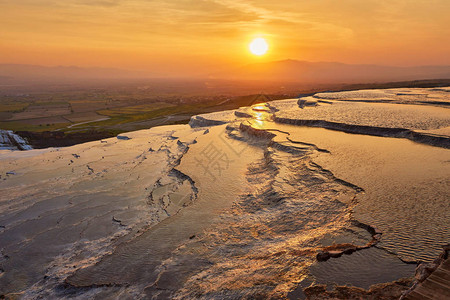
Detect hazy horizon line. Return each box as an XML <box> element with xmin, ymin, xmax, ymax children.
<box><xmin>2</xmin><ymin>59</ymin><xmax>450</xmax><ymax>73</ymax></box>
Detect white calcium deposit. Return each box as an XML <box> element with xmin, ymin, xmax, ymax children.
<box><xmin>0</xmin><ymin>87</ymin><xmax>449</xmax><ymax>299</ymax></box>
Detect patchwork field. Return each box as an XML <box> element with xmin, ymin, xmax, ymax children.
<box><xmin>0</xmin><ymin>88</ymin><xmax>275</xmax><ymax>136</ymax></box>
<box><xmin>1</xmin><ymin>79</ymin><xmax>449</xmax><ymax>147</ymax></box>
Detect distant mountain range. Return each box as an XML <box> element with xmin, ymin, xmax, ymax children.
<box><xmin>1</xmin><ymin>61</ymin><xmax>450</xmax><ymax>85</ymax></box>
<box><xmin>0</xmin><ymin>64</ymin><xmax>151</xmax><ymax>84</ymax></box>
<box><xmin>214</xmin><ymin>59</ymin><xmax>450</xmax><ymax>84</ymax></box>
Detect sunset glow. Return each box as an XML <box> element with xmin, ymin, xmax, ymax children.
<box><xmin>249</xmin><ymin>38</ymin><xmax>269</xmax><ymax>56</ymax></box>
<box><xmin>0</xmin><ymin>1</ymin><xmax>449</xmax><ymax>76</ymax></box>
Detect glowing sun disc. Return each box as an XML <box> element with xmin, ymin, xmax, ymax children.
<box><xmin>249</xmin><ymin>38</ymin><xmax>268</xmax><ymax>56</ymax></box>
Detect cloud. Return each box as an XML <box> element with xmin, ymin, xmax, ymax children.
<box><xmin>165</xmin><ymin>0</ymin><xmax>261</xmax><ymax>24</ymax></box>
<box><xmin>1</xmin><ymin>0</ymin><xmax>448</xmax><ymax>68</ymax></box>
<box><xmin>75</xmin><ymin>0</ymin><xmax>121</xmax><ymax>7</ymax></box>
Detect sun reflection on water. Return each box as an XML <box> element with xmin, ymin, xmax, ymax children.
<box><xmin>250</xmin><ymin>119</ymin><xmax>265</xmax><ymax>129</ymax></box>
<box><xmin>251</xmin><ymin>103</ymin><xmax>272</xmax><ymax>124</ymax></box>
<box><xmin>252</xmin><ymin>105</ymin><xmax>269</xmax><ymax>111</ymax></box>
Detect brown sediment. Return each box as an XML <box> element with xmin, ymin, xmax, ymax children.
<box><xmin>316</xmin><ymin>221</ymin><xmax>382</xmax><ymax>262</ymax></box>
<box><xmin>304</xmin><ymin>246</ymin><xmax>450</xmax><ymax>300</ymax></box>
<box><xmin>304</xmin><ymin>278</ymin><xmax>414</xmax><ymax>300</ymax></box>
<box><xmin>315</xmin><ymin>239</ymin><xmax>378</xmax><ymax>262</ymax></box>
<box><xmin>401</xmin><ymin>244</ymin><xmax>450</xmax><ymax>299</ymax></box>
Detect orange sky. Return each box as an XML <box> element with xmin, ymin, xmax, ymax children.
<box><xmin>1</xmin><ymin>0</ymin><xmax>449</xmax><ymax>77</ymax></box>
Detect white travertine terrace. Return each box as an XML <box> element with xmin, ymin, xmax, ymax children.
<box><xmin>0</xmin><ymin>87</ymin><xmax>448</xmax><ymax>299</ymax></box>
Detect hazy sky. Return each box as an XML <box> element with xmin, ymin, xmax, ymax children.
<box><xmin>1</xmin><ymin>0</ymin><xmax>449</xmax><ymax>76</ymax></box>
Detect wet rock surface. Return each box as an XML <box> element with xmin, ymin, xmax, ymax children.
<box><xmin>0</xmin><ymin>130</ymin><xmax>32</xmax><ymax>151</ymax></box>
<box><xmin>303</xmin><ymin>278</ymin><xmax>414</xmax><ymax>300</ymax></box>
<box><xmin>401</xmin><ymin>244</ymin><xmax>450</xmax><ymax>299</ymax></box>
<box><xmin>0</xmin><ymin>87</ymin><xmax>448</xmax><ymax>298</ymax></box>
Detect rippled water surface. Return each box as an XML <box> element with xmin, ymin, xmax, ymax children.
<box><xmin>283</xmin><ymin>125</ymin><xmax>450</xmax><ymax>263</ymax></box>
<box><xmin>1</xmin><ymin>87</ymin><xmax>448</xmax><ymax>299</ymax></box>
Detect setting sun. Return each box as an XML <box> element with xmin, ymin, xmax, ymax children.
<box><xmin>249</xmin><ymin>38</ymin><xmax>269</xmax><ymax>56</ymax></box>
